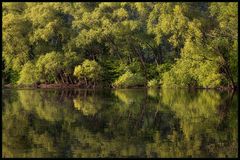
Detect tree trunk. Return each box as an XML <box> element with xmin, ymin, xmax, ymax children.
<box><xmin>69</xmin><ymin>76</ymin><xmax>73</xmax><ymax>84</ymax></box>
<box><xmin>60</xmin><ymin>73</ymin><xmax>65</xmax><ymax>84</ymax></box>
<box><xmin>84</xmin><ymin>77</ymin><xmax>88</xmax><ymax>87</ymax></box>
<box><xmin>221</xmin><ymin>63</ymin><xmax>235</xmax><ymax>89</ymax></box>
<box><xmin>132</xmin><ymin>45</ymin><xmax>147</xmax><ymax>85</ymax></box>
<box><xmin>225</xmin><ymin>66</ymin><xmax>235</xmax><ymax>89</ymax></box>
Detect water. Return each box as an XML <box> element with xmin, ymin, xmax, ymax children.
<box><xmin>2</xmin><ymin>88</ymin><xmax>238</xmax><ymax>158</ymax></box>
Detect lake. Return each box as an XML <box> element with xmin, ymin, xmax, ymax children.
<box><xmin>2</xmin><ymin>88</ymin><xmax>238</xmax><ymax>158</ymax></box>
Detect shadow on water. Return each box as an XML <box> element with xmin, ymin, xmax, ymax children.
<box><xmin>2</xmin><ymin>88</ymin><xmax>238</xmax><ymax>158</ymax></box>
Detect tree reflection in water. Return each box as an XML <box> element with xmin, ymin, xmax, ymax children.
<box><xmin>2</xmin><ymin>89</ymin><xmax>238</xmax><ymax>158</ymax></box>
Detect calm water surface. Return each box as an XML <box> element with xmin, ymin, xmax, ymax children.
<box><xmin>2</xmin><ymin>88</ymin><xmax>238</xmax><ymax>158</ymax></box>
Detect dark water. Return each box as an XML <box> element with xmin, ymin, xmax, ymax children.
<box><xmin>2</xmin><ymin>88</ymin><xmax>238</xmax><ymax>158</ymax></box>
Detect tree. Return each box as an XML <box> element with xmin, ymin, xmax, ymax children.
<box><xmin>2</xmin><ymin>2</ymin><xmax>238</xmax><ymax>89</ymax></box>
<box><xmin>2</xmin><ymin>7</ymin><xmax>32</xmax><ymax>73</ymax></box>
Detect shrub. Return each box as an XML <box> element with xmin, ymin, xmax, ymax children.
<box><xmin>18</xmin><ymin>62</ymin><xmax>39</xmax><ymax>85</ymax></box>
<box><xmin>156</xmin><ymin>63</ymin><xmax>172</xmax><ymax>79</ymax></box>
<box><xmin>113</xmin><ymin>71</ymin><xmax>145</xmax><ymax>88</ymax></box>
<box><xmin>162</xmin><ymin>57</ymin><xmax>222</xmax><ymax>88</ymax></box>
<box><xmin>73</xmin><ymin>59</ymin><xmax>102</xmax><ymax>85</ymax></box>
<box><xmin>36</xmin><ymin>51</ymin><xmax>63</xmax><ymax>83</ymax></box>
<box><xmin>146</xmin><ymin>64</ymin><xmax>158</xmax><ymax>80</ymax></box>
<box><xmin>147</xmin><ymin>79</ymin><xmax>159</xmax><ymax>88</ymax></box>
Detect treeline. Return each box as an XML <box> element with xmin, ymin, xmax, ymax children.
<box><xmin>2</xmin><ymin>2</ymin><xmax>238</xmax><ymax>88</ymax></box>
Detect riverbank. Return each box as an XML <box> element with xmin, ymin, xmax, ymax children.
<box><xmin>2</xmin><ymin>83</ymin><xmax>237</xmax><ymax>91</ymax></box>
<box><xmin>3</xmin><ymin>83</ymin><xmax>84</xmax><ymax>89</ymax></box>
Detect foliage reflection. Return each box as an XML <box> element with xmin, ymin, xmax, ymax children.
<box><xmin>2</xmin><ymin>89</ymin><xmax>238</xmax><ymax>158</ymax></box>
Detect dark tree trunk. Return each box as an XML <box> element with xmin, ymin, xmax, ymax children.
<box><xmin>84</xmin><ymin>77</ymin><xmax>88</xmax><ymax>87</ymax></box>
<box><xmin>132</xmin><ymin>45</ymin><xmax>147</xmax><ymax>85</ymax></box>
<box><xmin>69</xmin><ymin>76</ymin><xmax>73</xmax><ymax>84</ymax></box>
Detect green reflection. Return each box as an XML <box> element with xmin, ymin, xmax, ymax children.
<box><xmin>73</xmin><ymin>95</ymin><xmax>102</xmax><ymax>116</ymax></box>
<box><xmin>2</xmin><ymin>89</ymin><xmax>238</xmax><ymax>158</ymax></box>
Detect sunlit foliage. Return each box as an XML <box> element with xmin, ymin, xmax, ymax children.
<box><xmin>2</xmin><ymin>2</ymin><xmax>238</xmax><ymax>88</ymax></box>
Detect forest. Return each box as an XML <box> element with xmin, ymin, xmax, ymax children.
<box><xmin>2</xmin><ymin>2</ymin><xmax>238</xmax><ymax>89</ymax></box>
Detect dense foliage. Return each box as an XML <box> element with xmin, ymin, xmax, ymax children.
<box><xmin>113</xmin><ymin>71</ymin><xmax>145</xmax><ymax>88</ymax></box>
<box><xmin>2</xmin><ymin>2</ymin><xmax>238</xmax><ymax>88</ymax></box>
<box><xmin>73</xmin><ymin>59</ymin><xmax>102</xmax><ymax>87</ymax></box>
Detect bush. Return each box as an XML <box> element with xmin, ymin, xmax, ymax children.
<box><xmin>162</xmin><ymin>57</ymin><xmax>222</xmax><ymax>88</ymax></box>
<box><xmin>146</xmin><ymin>64</ymin><xmax>158</xmax><ymax>80</ymax></box>
<box><xmin>73</xmin><ymin>65</ymin><xmax>84</xmax><ymax>80</ymax></box>
<box><xmin>18</xmin><ymin>62</ymin><xmax>39</xmax><ymax>85</ymax></box>
<box><xmin>156</xmin><ymin>63</ymin><xmax>172</xmax><ymax>78</ymax></box>
<box><xmin>73</xmin><ymin>59</ymin><xmax>102</xmax><ymax>85</ymax></box>
<box><xmin>3</xmin><ymin>68</ymin><xmax>20</xmax><ymax>84</ymax></box>
<box><xmin>127</xmin><ymin>59</ymin><xmax>142</xmax><ymax>73</ymax></box>
<box><xmin>99</xmin><ymin>59</ymin><xmax>119</xmax><ymax>87</ymax></box>
<box><xmin>36</xmin><ymin>51</ymin><xmax>63</xmax><ymax>83</ymax></box>
<box><xmin>147</xmin><ymin>79</ymin><xmax>159</xmax><ymax>88</ymax></box>
<box><xmin>113</xmin><ymin>71</ymin><xmax>145</xmax><ymax>88</ymax></box>
<box><xmin>196</xmin><ymin>61</ymin><xmax>222</xmax><ymax>88</ymax></box>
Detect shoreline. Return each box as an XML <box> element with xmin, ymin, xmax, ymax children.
<box><xmin>2</xmin><ymin>83</ymin><xmax>237</xmax><ymax>91</ymax></box>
